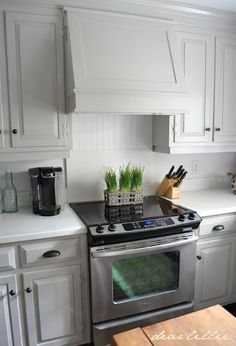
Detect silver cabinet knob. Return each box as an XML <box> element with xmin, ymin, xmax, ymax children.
<box><xmin>215</xmin><ymin>128</ymin><xmax>221</xmax><ymax>132</ymax></box>
<box><xmin>205</xmin><ymin>128</ymin><xmax>211</xmax><ymax>132</ymax></box>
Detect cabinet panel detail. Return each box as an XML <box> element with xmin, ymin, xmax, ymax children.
<box><xmin>195</xmin><ymin>238</ymin><xmax>234</xmax><ymax>310</ymax></box>
<box><xmin>6</xmin><ymin>12</ymin><xmax>66</xmax><ymax>148</ymax></box>
<box><xmin>174</xmin><ymin>32</ymin><xmax>214</xmax><ymax>144</ymax></box>
<box><xmin>214</xmin><ymin>37</ymin><xmax>236</xmax><ymax>143</ymax></box>
<box><xmin>23</xmin><ymin>266</ymin><xmax>83</xmax><ymax>346</ymax></box>
<box><xmin>0</xmin><ymin>247</ymin><xmax>16</xmax><ymax>271</ymax></box>
<box><xmin>0</xmin><ymin>275</ymin><xmax>23</xmax><ymax>346</ymax></box>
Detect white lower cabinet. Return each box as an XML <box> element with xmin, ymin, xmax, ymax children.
<box><xmin>0</xmin><ymin>235</ymin><xmax>90</xmax><ymax>346</ymax></box>
<box><xmin>194</xmin><ymin>237</ymin><xmax>235</xmax><ymax>310</ymax></box>
<box><xmin>23</xmin><ymin>266</ymin><xmax>83</xmax><ymax>346</ymax></box>
<box><xmin>0</xmin><ymin>275</ymin><xmax>23</xmax><ymax>346</ymax></box>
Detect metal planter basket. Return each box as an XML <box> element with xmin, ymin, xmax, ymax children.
<box><xmin>104</xmin><ymin>189</ymin><xmax>144</xmax><ymax>206</ymax></box>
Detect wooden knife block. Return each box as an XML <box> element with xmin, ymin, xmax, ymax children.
<box><xmin>156</xmin><ymin>177</ymin><xmax>181</xmax><ymax>199</ymax></box>
<box><xmin>156</xmin><ymin>177</ymin><xmax>173</xmax><ymax>196</ymax></box>
<box><xmin>164</xmin><ymin>186</ymin><xmax>181</xmax><ymax>199</ymax></box>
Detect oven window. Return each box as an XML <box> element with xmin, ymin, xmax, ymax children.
<box><xmin>112</xmin><ymin>251</ymin><xmax>179</xmax><ymax>302</ymax></box>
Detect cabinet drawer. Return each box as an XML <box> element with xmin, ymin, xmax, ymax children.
<box><xmin>20</xmin><ymin>238</ymin><xmax>80</xmax><ymax>267</ymax></box>
<box><xmin>0</xmin><ymin>247</ymin><xmax>16</xmax><ymax>271</ymax></box>
<box><xmin>200</xmin><ymin>213</ymin><xmax>236</xmax><ymax>237</ymax></box>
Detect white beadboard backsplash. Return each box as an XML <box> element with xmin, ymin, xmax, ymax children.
<box><xmin>1</xmin><ymin>115</ymin><xmax>236</xmax><ymax>207</ymax></box>
<box><xmin>72</xmin><ymin>114</ymin><xmax>152</xmax><ymax>151</ymax></box>
<box><xmin>67</xmin><ymin>114</ymin><xmax>236</xmax><ymax>203</ymax></box>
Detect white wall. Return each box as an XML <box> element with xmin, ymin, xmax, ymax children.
<box><xmin>0</xmin><ymin>159</ymin><xmax>65</xmax><ymax>207</ymax></box>
<box><xmin>67</xmin><ymin>114</ymin><xmax>236</xmax><ymax>202</ymax></box>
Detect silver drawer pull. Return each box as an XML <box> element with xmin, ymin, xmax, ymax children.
<box><xmin>212</xmin><ymin>225</ymin><xmax>224</xmax><ymax>231</ymax></box>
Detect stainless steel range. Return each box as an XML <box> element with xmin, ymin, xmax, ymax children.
<box><xmin>70</xmin><ymin>196</ymin><xmax>201</xmax><ymax>346</ymax></box>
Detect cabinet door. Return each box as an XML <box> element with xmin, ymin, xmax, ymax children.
<box><xmin>232</xmin><ymin>244</ymin><xmax>236</xmax><ymax>302</ymax></box>
<box><xmin>195</xmin><ymin>238</ymin><xmax>234</xmax><ymax>310</ymax></box>
<box><xmin>23</xmin><ymin>266</ymin><xmax>83</xmax><ymax>346</ymax></box>
<box><xmin>0</xmin><ymin>275</ymin><xmax>23</xmax><ymax>346</ymax></box>
<box><xmin>214</xmin><ymin>37</ymin><xmax>236</xmax><ymax>143</ymax></box>
<box><xmin>0</xmin><ymin>64</ymin><xmax>4</xmax><ymax>149</ymax></box>
<box><xmin>6</xmin><ymin>12</ymin><xmax>67</xmax><ymax>148</ymax></box>
<box><xmin>174</xmin><ymin>32</ymin><xmax>214</xmax><ymax>144</ymax></box>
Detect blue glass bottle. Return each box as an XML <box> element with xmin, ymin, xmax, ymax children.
<box><xmin>3</xmin><ymin>170</ymin><xmax>18</xmax><ymax>213</ymax></box>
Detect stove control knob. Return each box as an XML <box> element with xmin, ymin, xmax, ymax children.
<box><xmin>188</xmin><ymin>212</ymin><xmax>195</xmax><ymax>220</ymax></box>
<box><xmin>178</xmin><ymin>214</ymin><xmax>186</xmax><ymax>222</ymax></box>
<box><xmin>108</xmin><ymin>223</ymin><xmax>116</xmax><ymax>232</ymax></box>
<box><xmin>96</xmin><ymin>225</ymin><xmax>104</xmax><ymax>233</ymax></box>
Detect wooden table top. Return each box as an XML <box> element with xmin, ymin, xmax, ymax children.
<box><xmin>112</xmin><ymin>305</ymin><xmax>236</xmax><ymax>346</ymax></box>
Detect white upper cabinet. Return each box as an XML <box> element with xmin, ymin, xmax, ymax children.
<box><xmin>66</xmin><ymin>8</ymin><xmax>189</xmax><ymax>113</ymax></box>
<box><xmin>153</xmin><ymin>29</ymin><xmax>236</xmax><ymax>153</ymax></box>
<box><xmin>214</xmin><ymin>37</ymin><xmax>236</xmax><ymax>143</ymax></box>
<box><xmin>5</xmin><ymin>12</ymin><xmax>68</xmax><ymax>149</ymax></box>
<box><xmin>0</xmin><ymin>75</ymin><xmax>4</xmax><ymax>149</ymax></box>
<box><xmin>174</xmin><ymin>32</ymin><xmax>214</xmax><ymax>144</ymax></box>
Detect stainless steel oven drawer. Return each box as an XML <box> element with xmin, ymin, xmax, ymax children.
<box><xmin>93</xmin><ymin>302</ymin><xmax>194</xmax><ymax>346</ymax></box>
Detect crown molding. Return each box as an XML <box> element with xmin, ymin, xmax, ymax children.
<box><xmin>1</xmin><ymin>0</ymin><xmax>236</xmax><ymax>29</ymax></box>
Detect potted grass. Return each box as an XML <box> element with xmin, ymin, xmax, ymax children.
<box><xmin>104</xmin><ymin>168</ymin><xmax>117</xmax><ymax>193</ymax></box>
<box><xmin>104</xmin><ymin>164</ymin><xmax>144</xmax><ymax>206</ymax></box>
<box><xmin>131</xmin><ymin>165</ymin><xmax>144</xmax><ymax>191</ymax></box>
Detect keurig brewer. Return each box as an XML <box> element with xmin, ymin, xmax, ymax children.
<box><xmin>29</xmin><ymin>167</ymin><xmax>64</xmax><ymax>216</ymax></box>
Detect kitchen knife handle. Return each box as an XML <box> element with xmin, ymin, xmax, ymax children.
<box><xmin>175</xmin><ymin>165</ymin><xmax>183</xmax><ymax>176</ymax></box>
<box><xmin>176</xmin><ymin>168</ymin><xmax>185</xmax><ymax>179</ymax></box>
<box><xmin>166</xmin><ymin>165</ymin><xmax>175</xmax><ymax>179</ymax></box>
<box><xmin>174</xmin><ymin>171</ymin><xmax>188</xmax><ymax>187</ymax></box>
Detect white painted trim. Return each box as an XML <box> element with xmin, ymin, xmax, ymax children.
<box><xmin>0</xmin><ymin>150</ymin><xmax>70</xmax><ymax>161</ymax></box>
<box><xmin>153</xmin><ymin>145</ymin><xmax>236</xmax><ymax>154</ymax></box>
<box><xmin>1</xmin><ymin>0</ymin><xmax>236</xmax><ymax>29</ymax></box>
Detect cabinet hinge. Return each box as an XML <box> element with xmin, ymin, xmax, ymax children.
<box><xmin>63</xmin><ymin>26</ymin><xmax>68</xmax><ymax>41</ymax></box>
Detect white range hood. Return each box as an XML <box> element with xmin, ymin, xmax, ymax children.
<box><xmin>65</xmin><ymin>7</ymin><xmax>189</xmax><ymax>114</ymax></box>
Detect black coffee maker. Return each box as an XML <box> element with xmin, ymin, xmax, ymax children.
<box><xmin>29</xmin><ymin>167</ymin><xmax>64</xmax><ymax>216</ymax></box>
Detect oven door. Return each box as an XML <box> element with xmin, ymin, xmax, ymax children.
<box><xmin>90</xmin><ymin>233</ymin><xmax>198</xmax><ymax>323</ymax></box>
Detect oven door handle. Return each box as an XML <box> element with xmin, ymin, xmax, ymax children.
<box><xmin>91</xmin><ymin>235</ymin><xmax>199</xmax><ymax>258</ymax></box>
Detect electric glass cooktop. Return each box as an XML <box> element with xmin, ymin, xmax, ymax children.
<box><xmin>70</xmin><ymin>195</ymin><xmax>189</xmax><ymax>226</ymax></box>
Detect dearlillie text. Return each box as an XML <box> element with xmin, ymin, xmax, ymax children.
<box><xmin>151</xmin><ymin>330</ymin><xmax>230</xmax><ymax>341</ymax></box>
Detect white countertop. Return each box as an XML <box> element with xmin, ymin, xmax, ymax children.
<box><xmin>0</xmin><ymin>205</ymin><xmax>86</xmax><ymax>244</ymax></box>
<box><xmin>171</xmin><ymin>188</ymin><xmax>236</xmax><ymax>217</ymax></box>
<box><xmin>1</xmin><ymin>189</ymin><xmax>236</xmax><ymax>244</ymax></box>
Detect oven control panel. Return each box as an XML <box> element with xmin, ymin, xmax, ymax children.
<box><xmin>89</xmin><ymin>212</ymin><xmax>201</xmax><ymax>237</ymax></box>
<box><xmin>123</xmin><ymin>218</ymin><xmax>174</xmax><ymax>231</ymax></box>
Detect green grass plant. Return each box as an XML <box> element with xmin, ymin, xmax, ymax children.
<box><xmin>104</xmin><ymin>168</ymin><xmax>117</xmax><ymax>192</ymax></box>
<box><xmin>119</xmin><ymin>164</ymin><xmax>132</xmax><ymax>192</ymax></box>
<box><xmin>131</xmin><ymin>165</ymin><xmax>144</xmax><ymax>191</ymax></box>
